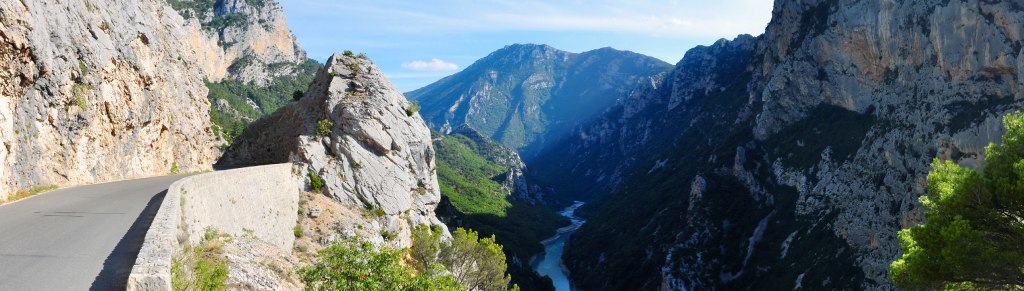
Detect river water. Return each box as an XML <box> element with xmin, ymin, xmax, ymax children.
<box><xmin>531</xmin><ymin>201</ymin><xmax>585</xmax><ymax>291</ymax></box>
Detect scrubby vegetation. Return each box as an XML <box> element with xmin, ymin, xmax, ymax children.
<box><xmin>433</xmin><ymin>131</ymin><xmax>568</xmax><ymax>290</ymax></box>
<box><xmin>308</xmin><ymin>169</ymin><xmax>324</xmax><ymax>193</ymax></box>
<box><xmin>406</xmin><ymin>100</ymin><xmax>421</xmax><ymax>117</ymax></box>
<box><xmin>412</xmin><ymin>226</ymin><xmax>517</xmax><ymax>291</ymax></box>
<box><xmin>891</xmin><ymin>112</ymin><xmax>1024</xmax><ymax>289</ymax></box>
<box><xmin>300</xmin><ymin>226</ymin><xmax>519</xmax><ymax>291</ymax></box>
<box><xmin>315</xmin><ymin>119</ymin><xmax>332</xmax><ymax>138</ymax></box>
<box><xmin>2</xmin><ymin>185</ymin><xmax>58</xmax><ymax>204</ymax></box>
<box><xmin>208</xmin><ymin>59</ymin><xmax>320</xmax><ymax>144</ymax></box>
<box><xmin>172</xmin><ymin>228</ymin><xmax>229</xmax><ymax>291</ymax></box>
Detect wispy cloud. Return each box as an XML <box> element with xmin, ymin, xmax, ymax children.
<box><xmin>284</xmin><ymin>0</ymin><xmax>772</xmax><ymax>37</ymax></box>
<box><xmin>401</xmin><ymin>59</ymin><xmax>460</xmax><ymax>71</ymax></box>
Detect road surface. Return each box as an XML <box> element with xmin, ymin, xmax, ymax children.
<box><xmin>0</xmin><ymin>175</ymin><xmax>188</xmax><ymax>291</ymax></box>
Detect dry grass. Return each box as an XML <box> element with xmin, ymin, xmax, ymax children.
<box><xmin>3</xmin><ymin>185</ymin><xmax>58</xmax><ymax>204</ymax></box>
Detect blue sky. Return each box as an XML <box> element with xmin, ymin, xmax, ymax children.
<box><xmin>276</xmin><ymin>0</ymin><xmax>775</xmax><ymax>92</ymax></box>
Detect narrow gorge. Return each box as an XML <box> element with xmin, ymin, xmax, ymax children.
<box><xmin>3</xmin><ymin>0</ymin><xmax>1023</xmax><ymax>290</ymax></box>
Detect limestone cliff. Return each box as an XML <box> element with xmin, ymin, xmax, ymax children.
<box><xmin>170</xmin><ymin>0</ymin><xmax>308</xmax><ymax>86</ymax></box>
<box><xmin>539</xmin><ymin>0</ymin><xmax>1024</xmax><ymax>290</ymax></box>
<box><xmin>219</xmin><ymin>53</ymin><xmax>446</xmax><ymax>246</ymax></box>
<box><xmin>0</xmin><ymin>0</ymin><xmax>215</xmax><ymax>200</ymax></box>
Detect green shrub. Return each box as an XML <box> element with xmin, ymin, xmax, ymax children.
<box><xmin>308</xmin><ymin>169</ymin><xmax>324</xmax><ymax>193</ymax></box>
<box><xmin>342</xmin><ymin>50</ymin><xmax>354</xmax><ymax>57</ymax></box>
<box><xmin>316</xmin><ymin>118</ymin><xmax>332</xmax><ymax>138</ymax></box>
<box><xmin>380</xmin><ymin>230</ymin><xmax>396</xmax><ymax>241</ymax></box>
<box><xmin>411</xmin><ymin>227</ymin><xmax>517</xmax><ymax>291</ymax></box>
<box><xmin>78</xmin><ymin>60</ymin><xmax>88</xmax><ymax>75</ymax></box>
<box><xmin>298</xmin><ymin>238</ymin><xmax>463</xmax><ymax>291</ymax></box>
<box><xmin>72</xmin><ymin>83</ymin><xmax>92</xmax><ymax>110</ymax></box>
<box><xmin>406</xmin><ymin>100</ymin><xmax>421</xmax><ymax>117</ymax></box>
<box><xmin>293</xmin><ymin>225</ymin><xmax>304</xmax><ymax>238</ymax></box>
<box><xmin>346</xmin><ymin>62</ymin><xmax>359</xmax><ymax>75</ymax></box>
<box><xmin>172</xmin><ymin>229</ymin><xmax>228</xmax><ymax>291</ymax></box>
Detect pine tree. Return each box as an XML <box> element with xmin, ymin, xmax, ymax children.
<box><xmin>890</xmin><ymin>112</ymin><xmax>1024</xmax><ymax>289</ymax></box>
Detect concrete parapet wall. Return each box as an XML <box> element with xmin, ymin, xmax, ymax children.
<box><xmin>127</xmin><ymin>163</ymin><xmax>300</xmax><ymax>291</ymax></box>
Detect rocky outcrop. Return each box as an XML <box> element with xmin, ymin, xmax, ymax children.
<box><xmin>219</xmin><ymin>53</ymin><xmax>447</xmax><ymax>245</ymax></box>
<box><xmin>408</xmin><ymin>44</ymin><xmax>672</xmax><ymax>160</ymax></box>
<box><xmin>547</xmin><ymin>0</ymin><xmax>1024</xmax><ymax>290</ymax></box>
<box><xmin>170</xmin><ymin>0</ymin><xmax>308</xmax><ymax>86</ymax></box>
<box><xmin>0</xmin><ymin>0</ymin><xmax>215</xmax><ymax>200</ymax></box>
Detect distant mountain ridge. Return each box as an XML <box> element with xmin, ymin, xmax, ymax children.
<box><xmin>407</xmin><ymin>44</ymin><xmax>672</xmax><ymax>160</ymax></box>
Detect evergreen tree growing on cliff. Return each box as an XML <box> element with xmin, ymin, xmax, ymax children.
<box><xmin>890</xmin><ymin>112</ymin><xmax>1024</xmax><ymax>289</ymax></box>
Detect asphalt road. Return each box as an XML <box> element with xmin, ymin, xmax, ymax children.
<box><xmin>0</xmin><ymin>175</ymin><xmax>188</xmax><ymax>291</ymax></box>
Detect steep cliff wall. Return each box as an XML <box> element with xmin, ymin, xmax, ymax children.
<box><xmin>0</xmin><ymin>0</ymin><xmax>215</xmax><ymax>200</ymax></box>
<box><xmin>170</xmin><ymin>0</ymin><xmax>308</xmax><ymax>86</ymax></box>
<box><xmin>547</xmin><ymin>0</ymin><xmax>1024</xmax><ymax>290</ymax></box>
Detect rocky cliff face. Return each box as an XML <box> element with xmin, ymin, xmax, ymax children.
<box><xmin>219</xmin><ymin>53</ymin><xmax>446</xmax><ymax>246</ymax></box>
<box><xmin>0</xmin><ymin>0</ymin><xmax>215</xmax><ymax>200</ymax></box>
<box><xmin>408</xmin><ymin>44</ymin><xmax>672</xmax><ymax>160</ymax></box>
<box><xmin>544</xmin><ymin>0</ymin><xmax>1024</xmax><ymax>290</ymax></box>
<box><xmin>169</xmin><ymin>0</ymin><xmax>308</xmax><ymax>86</ymax></box>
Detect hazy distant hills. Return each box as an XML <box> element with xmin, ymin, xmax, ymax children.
<box><xmin>407</xmin><ymin>44</ymin><xmax>672</xmax><ymax>160</ymax></box>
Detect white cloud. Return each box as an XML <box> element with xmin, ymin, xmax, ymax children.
<box><xmin>286</xmin><ymin>0</ymin><xmax>773</xmax><ymax>38</ymax></box>
<box><xmin>401</xmin><ymin>58</ymin><xmax>460</xmax><ymax>71</ymax></box>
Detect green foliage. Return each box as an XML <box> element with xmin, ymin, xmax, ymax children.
<box><xmin>315</xmin><ymin>118</ymin><xmax>333</xmax><ymax>138</ymax></box>
<box><xmin>435</xmin><ymin>134</ymin><xmax>514</xmax><ymax>216</ymax></box>
<box><xmin>342</xmin><ymin>50</ymin><xmax>354</xmax><ymax>57</ymax></box>
<box><xmin>207</xmin><ymin>59</ymin><xmax>320</xmax><ymax>144</ymax></box>
<box><xmin>293</xmin><ymin>225</ymin><xmax>304</xmax><ymax>238</ymax></box>
<box><xmin>412</xmin><ymin>226</ymin><xmax>519</xmax><ymax>291</ymax></box>
<box><xmin>3</xmin><ymin>185</ymin><xmax>59</xmax><ymax>204</ymax></box>
<box><xmin>380</xmin><ymin>230</ymin><xmax>396</xmax><ymax>241</ymax></box>
<box><xmin>308</xmin><ymin>169</ymin><xmax>324</xmax><ymax>193</ymax></box>
<box><xmin>172</xmin><ymin>229</ymin><xmax>228</xmax><ymax>291</ymax></box>
<box><xmin>166</xmin><ymin>0</ymin><xmax>215</xmax><ymax>20</ymax></box>
<box><xmin>72</xmin><ymin>83</ymin><xmax>92</xmax><ymax>110</ymax></box>
<box><xmin>83</xmin><ymin>0</ymin><xmax>95</xmax><ymax>12</ymax></box>
<box><xmin>433</xmin><ymin>131</ymin><xmax>568</xmax><ymax>290</ymax></box>
<box><xmin>78</xmin><ymin>60</ymin><xmax>88</xmax><ymax>75</ymax></box>
<box><xmin>891</xmin><ymin>112</ymin><xmax>1024</xmax><ymax>289</ymax></box>
<box><xmin>298</xmin><ymin>238</ymin><xmax>464</xmax><ymax>291</ymax></box>
<box><xmin>170</xmin><ymin>160</ymin><xmax>180</xmax><ymax>175</ymax></box>
<box><xmin>345</xmin><ymin>62</ymin><xmax>360</xmax><ymax>75</ymax></box>
<box><xmin>406</xmin><ymin>100</ymin><xmax>421</xmax><ymax>117</ymax></box>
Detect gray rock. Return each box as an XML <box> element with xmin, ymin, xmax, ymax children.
<box><xmin>0</xmin><ymin>0</ymin><xmax>215</xmax><ymax>199</ymax></box>
<box><xmin>220</xmin><ymin>53</ymin><xmax>448</xmax><ymax>243</ymax></box>
<box><xmin>171</xmin><ymin>0</ymin><xmax>309</xmax><ymax>86</ymax></box>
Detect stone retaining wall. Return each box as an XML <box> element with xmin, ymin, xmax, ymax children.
<box><xmin>127</xmin><ymin>163</ymin><xmax>300</xmax><ymax>291</ymax></box>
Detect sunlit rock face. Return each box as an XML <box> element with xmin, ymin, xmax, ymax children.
<box><xmin>0</xmin><ymin>0</ymin><xmax>216</xmax><ymax>199</ymax></box>
<box><xmin>219</xmin><ymin>53</ymin><xmax>447</xmax><ymax>246</ymax></box>
<box><xmin>172</xmin><ymin>0</ymin><xmax>309</xmax><ymax>86</ymax></box>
